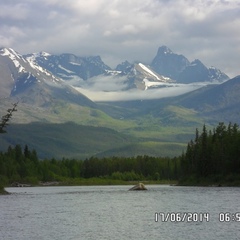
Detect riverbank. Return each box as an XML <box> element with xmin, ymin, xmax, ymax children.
<box><xmin>54</xmin><ymin>178</ymin><xmax>177</xmax><ymax>186</ymax></box>
<box><xmin>1</xmin><ymin>178</ymin><xmax>177</xmax><ymax>192</ymax></box>
<box><xmin>0</xmin><ymin>185</ymin><xmax>9</xmax><ymax>195</ymax></box>
<box><xmin>178</xmin><ymin>174</ymin><xmax>240</xmax><ymax>187</ymax></box>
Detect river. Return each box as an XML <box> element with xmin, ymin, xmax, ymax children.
<box><xmin>1</xmin><ymin>185</ymin><xmax>240</xmax><ymax>239</ymax></box>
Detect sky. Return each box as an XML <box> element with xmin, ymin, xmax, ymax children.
<box><xmin>0</xmin><ymin>0</ymin><xmax>240</xmax><ymax>78</ymax></box>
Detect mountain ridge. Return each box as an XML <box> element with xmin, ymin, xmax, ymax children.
<box><xmin>1</xmin><ymin>45</ymin><xmax>229</xmax><ymax>97</ymax></box>
<box><xmin>0</xmin><ymin>47</ymin><xmax>96</xmax><ymax>108</ymax></box>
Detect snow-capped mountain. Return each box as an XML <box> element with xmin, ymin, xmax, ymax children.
<box><xmin>0</xmin><ymin>46</ymin><xmax>230</xmax><ymax>107</ymax></box>
<box><xmin>0</xmin><ymin>47</ymin><xmax>57</xmax><ymax>98</ymax></box>
<box><xmin>0</xmin><ymin>48</ymin><xmax>95</xmax><ymax>107</ymax></box>
<box><xmin>151</xmin><ymin>46</ymin><xmax>229</xmax><ymax>83</ymax></box>
<box><xmin>103</xmin><ymin>62</ymin><xmax>174</xmax><ymax>90</ymax></box>
<box><xmin>127</xmin><ymin>63</ymin><xmax>173</xmax><ymax>90</ymax></box>
<box><xmin>24</xmin><ymin>50</ymin><xmax>175</xmax><ymax>90</ymax></box>
<box><xmin>25</xmin><ymin>52</ymin><xmax>111</xmax><ymax>81</ymax></box>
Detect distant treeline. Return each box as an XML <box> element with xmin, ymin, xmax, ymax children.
<box><xmin>0</xmin><ymin>145</ymin><xmax>180</xmax><ymax>185</ymax></box>
<box><xmin>1</xmin><ymin>122</ymin><xmax>240</xmax><ymax>186</ymax></box>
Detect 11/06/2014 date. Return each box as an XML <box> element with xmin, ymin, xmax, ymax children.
<box><xmin>155</xmin><ymin>212</ymin><xmax>210</xmax><ymax>222</ymax></box>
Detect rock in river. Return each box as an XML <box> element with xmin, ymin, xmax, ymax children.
<box><xmin>129</xmin><ymin>182</ymin><xmax>147</xmax><ymax>191</ymax></box>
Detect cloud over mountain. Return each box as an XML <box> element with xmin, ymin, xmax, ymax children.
<box><xmin>75</xmin><ymin>78</ymin><xmax>213</xmax><ymax>102</ymax></box>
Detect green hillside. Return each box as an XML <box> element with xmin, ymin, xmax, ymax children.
<box><xmin>0</xmin><ymin>101</ymin><xmax>201</xmax><ymax>159</ymax></box>
<box><xmin>0</xmin><ymin>94</ymin><xmax>217</xmax><ymax>159</ymax></box>
<box><xmin>0</xmin><ymin>121</ymin><xmax>189</xmax><ymax>159</ymax></box>
<box><xmin>0</xmin><ymin>122</ymin><xmax>134</xmax><ymax>159</ymax></box>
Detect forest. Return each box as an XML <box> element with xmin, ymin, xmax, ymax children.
<box><xmin>0</xmin><ymin>144</ymin><xmax>179</xmax><ymax>186</ymax></box>
<box><xmin>180</xmin><ymin>122</ymin><xmax>240</xmax><ymax>185</ymax></box>
<box><xmin>1</xmin><ymin>106</ymin><xmax>240</xmax><ymax>190</ymax></box>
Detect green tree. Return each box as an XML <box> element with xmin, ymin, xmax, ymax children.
<box><xmin>0</xmin><ymin>102</ymin><xmax>18</xmax><ymax>133</ymax></box>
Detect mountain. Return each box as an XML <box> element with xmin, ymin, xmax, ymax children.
<box><xmin>151</xmin><ymin>45</ymin><xmax>189</xmax><ymax>80</ymax></box>
<box><xmin>1</xmin><ymin>46</ymin><xmax>230</xmax><ymax>97</ymax></box>
<box><xmin>115</xmin><ymin>60</ymin><xmax>133</xmax><ymax>74</ymax></box>
<box><xmin>151</xmin><ymin>46</ymin><xmax>229</xmax><ymax>83</ymax></box>
<box><xmin>26</xmin><ymin>52</ymin><xmax>174</xmax><ymax>90</ymax></box>
<box><xmin>125</xmin><ymin>63</ymin><xmax>174</xmax><ymax>90</ymax></box>
<box><xmin>24</xmin><ymin>52</ymin><xmax>111</xmax><ymax>81</ymax></box>
<box><xmin>0</xmin><ymin>47</ymin><xmax>95</xmax><ymax>108</ymax></box>
<box><xmin>2</xmin><ymin>46</ymin><xmax>229</xmax><ymax>95</ymax></box>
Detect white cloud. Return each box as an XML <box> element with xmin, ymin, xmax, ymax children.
<box><xmin>0</xmin><ymin>0</ymin><xmax>239</xmax><ymax>77</ymax></box>
<box><xmin>75</xmin><ymin>83</ymin><xmax>204</xmax><ymax>102</ymax></box>
<box><xmin>83</xmin><ymin>75</ymin><xmax>129</xmax><ymax>92</ymax></box>
<box><xmin>0</xmin><ymin>3</ymin><xmax>29</xmax><ymax>20</ymax></box>
<box><xmin>73</xmin><ymin>75</ymin><xmax>213</xmax><ymax>102</ymax></box>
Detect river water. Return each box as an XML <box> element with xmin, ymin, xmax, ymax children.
<box><xmin>0</xmin><ymin>185</ymin><xmax>240</xmax><ymax>240</ymax></box>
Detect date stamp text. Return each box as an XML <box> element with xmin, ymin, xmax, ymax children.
<box><xmin>155</xmin><ymin>212</ymin><xmax>210</xmax><ymax>222</ymax></box>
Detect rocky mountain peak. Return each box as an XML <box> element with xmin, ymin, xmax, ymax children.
<box><xmin>151</xmin><ymin>45</ymin><xmax>190</xmax><ymax>80</ymax></box>
<box><xmin>115</xmin><ymin>61</ymin><xmax>133</xmax><ymax>74</ymax></box>
<box><xmin>151</xmin><ymin>46</ymin><xmax>229</xmax><ymax>83</ymax></box>
<box><xmin>157</xmin><ymin>45</ymin><xmax>173</xmax><ymax>55</ymax></box>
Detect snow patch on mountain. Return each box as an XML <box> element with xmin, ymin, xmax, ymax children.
<box><xmin>0</xmin><ymin>48</ymin><xmax>26</xmax><ymax>73</ymax></box>
<box><xmin>69</xmin><ymin>62</ymin><xmax>82</xmax><ymax>66</ymax></box>
<box><xmin>40</xmin><ymin>52</ymin><xmax>51</xmax><ymax>57</ymax></box>
<box><xmin>105</xmin><ymin>70</ymin><xmax>122</xmax><ymax>76</ymax></box>
<box><xmin>27</xmin><ymin>52</ymin><xmax>51</xmax><ymax>60</ymax></box>
<box><xmin>58</xmin><ymin>65</ymin><xmax>75</xmax><ymax>74</ymax></box>
<box><xmin>138</xmin><ymin>63</ymin><xmax>172</xmax><ymax>83</ymax></box>
<box><xmin>138</xmin><ymin>63</ymin><xmax>161</xmax><ymax>80</ymax></box>
<box><xmin>25</xmin><ymin>54</ymin><xmax>60</xmax><ymax>82</ymax></box>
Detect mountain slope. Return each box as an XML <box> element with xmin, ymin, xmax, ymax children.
<box><xmin>173</xmin><ymin>76</ymin><xmax>240</xmax><ymax>124</ymax></box>
<box><xmin>25</xmin><ymin>52</ymin><xmax>111</xmax><ymax>81</ymax></box>
<box><xmin>0</xmin><ymin>122</ymin><xmax>134</xmax><ymax>159</ymax></box>
<box><xmin>0</xmin><ymin>47</ymin><xmax>96</xmax><ymax>108</ymax></box>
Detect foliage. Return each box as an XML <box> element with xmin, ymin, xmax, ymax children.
<box><xmin>1</xmin><ymin>121</ymin><xmax>240</xmax><ymax>188</ymax></box>
<box><xmin>0</xmin><ymin>102</ymin><xmax>18</xmax><ymax>133</ymax></box>
<box><xmin>0</xmin><ymin>184</ymin><xmax>8</xmax><ymax>194</ymax></box>
<box><xmin>0</xmin><ymin>145</ymin><xmax>181</xmax><ymax>185</ymax></box>
<box><xmin>180</xmin><ymin>122</ymin><xmax>240</xmax><ymax>185</ymax></box>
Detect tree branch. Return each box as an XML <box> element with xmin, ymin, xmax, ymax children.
<box><xmin>0</xmin><ymin>102</ymin><xmax>18</xmax><ymax>133</ymax></box>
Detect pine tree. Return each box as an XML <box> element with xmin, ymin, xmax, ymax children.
<box><xmin>0</xmin><ymin>102</ymin><xmax>18</xmax><ymax>133</ymax></box>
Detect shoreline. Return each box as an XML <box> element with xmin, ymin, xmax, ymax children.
<box><xmin>2</xmin><ymin>179</ymin><xmax>240</xmax><ymax>194</ymax></box>
<box><xmin>0</xmin><ymin>187</ymin><xmax>9</xmax><ymax>195</ymax></box>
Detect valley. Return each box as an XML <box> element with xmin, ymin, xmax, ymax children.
<box><xmin>0</xmin><ymin>96</ymin><xmax>216</xmax><ymax>159</ymax></box>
